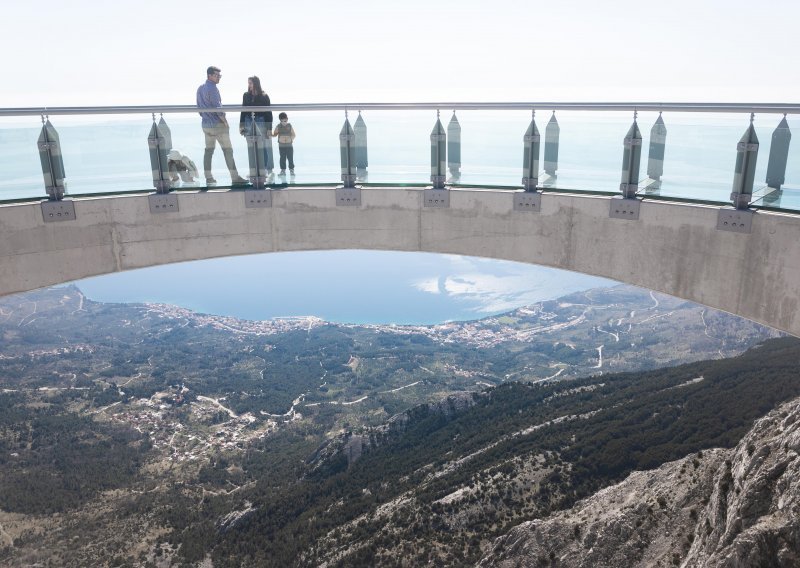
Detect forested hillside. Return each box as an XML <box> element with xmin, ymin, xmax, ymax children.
<box><xmin>0</xmin><ymin>285</ymin><xmax>792</xmax><ymax>567</ymax></box>
<box><xmin>202</xmin><ymin>338</ymin><xmax>800</xmax><ymax>566</ymax></box>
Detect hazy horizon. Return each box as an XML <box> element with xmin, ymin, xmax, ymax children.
<box><xmin>5</xmin><ymin>0</ymin><xmax>798</xmax><ymax>108</ymax></box>
<box><xmin>73</xmin><ymin>250</ymin><xmax>616</xmax><ymax>325</ymax></box>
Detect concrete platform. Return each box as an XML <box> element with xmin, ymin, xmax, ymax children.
<box><xmin>2</xmin><ymin>187</ymin><xmax>800</xmax><ymax>336</ymax></box>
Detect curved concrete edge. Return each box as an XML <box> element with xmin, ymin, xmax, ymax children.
<box><xmin>1</xmin><ymin>187</ymin><xmax>799</xmax><ymax>336</ymax></box>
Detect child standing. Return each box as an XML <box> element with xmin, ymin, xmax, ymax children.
<box><xmin>273</xmin><ymin>112</ymin><xmax>296</xmax><ymax>175</ymax></box>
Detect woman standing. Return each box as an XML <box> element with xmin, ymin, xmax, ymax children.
<box><xmin>239</xmin><ymin>76</ymin><xmax>274</xmax><ymax>177</ymax></box>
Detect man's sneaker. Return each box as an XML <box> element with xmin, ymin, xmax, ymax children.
<box><xmin>205</xmin><ymin>177</ymin><xmax>217</xmax><ymax>186</ymax></box>
<box><xmin>289</xmin><ymin>169</ymin><xmax>295</xmax><ymax>175</ymax></box>
<box><xmin>279</xmin><ymin>169</ymin><xmax>286</xmax><ymax>175</ymax></box>
<box><xmin>231</xmin><ymin>175</ymin><xmax>249</xmax><ymax>185</ymax></box>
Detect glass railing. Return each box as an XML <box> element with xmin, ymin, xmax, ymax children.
<box><xmin>1</xmin><ymin>103</ymin><xmax>798</xmax><ymax>211</ymax></box>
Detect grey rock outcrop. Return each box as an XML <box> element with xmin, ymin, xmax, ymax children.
<box><xmin>683</xmin><ymin>398</ymin><xmax>800</xmax><ymax>567</ymax></box>
<box><xmin>478</xmin><ymin>397</ymin><xmax>800</xmax><ymax>568</ymax></box>
<box><xmin>308</xmin><ymin>392</ymin><xmax>480</xmax><ymax>471</ymax></box>
<box><xmin>216</xmin><ymin>501</ymin><xmax>255</xmax><ymax>533</ymax></box>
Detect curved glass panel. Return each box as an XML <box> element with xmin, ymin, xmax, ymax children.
<box><xmin>0</xmin><ymin>118</ymin><xmax>54</xmax><ymax>200</ymax></box>
<box><xmin>1</xmin><ymin>108</ymin><xmax>798</xmax><ymax>212</ymax></box>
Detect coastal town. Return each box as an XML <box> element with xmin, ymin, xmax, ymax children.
<box><xmin>1</xmin><ymin>284</ymin><xmax>780</xmax><ymax>472</ymax></box>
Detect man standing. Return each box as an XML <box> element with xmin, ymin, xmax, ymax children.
<box><xmin>196</xmin><ymin>66</ymin><xmax>248</xmax><ymax>186</ymax></box>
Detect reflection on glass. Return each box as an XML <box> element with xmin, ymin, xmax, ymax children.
<box><xmin>447</xmin><ymin>112</ymin><xmax>461</xmax><ymax>183</ymax></box>
<box><xmin>0</xmin><ymin>110</ymin><xmax>797</xmax><ymax>212</ymax></box>
<box><xmin>354</xmin><ymin>112</ymin><xmax>368</xmax><ymax>182</ymax></box>
<box><xmin>642</xmin><ymin>114</ymin><xmax>666</xmax><ymax>195</ymax></box>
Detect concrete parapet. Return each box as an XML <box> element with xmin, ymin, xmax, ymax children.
<box><xmin>1</xmin><ymin>187</ymin><xmax>799</xmax><ymax>336</ymax></box>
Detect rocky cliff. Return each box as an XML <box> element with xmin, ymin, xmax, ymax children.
<box><xmin>307</xmin><ymin>392</ymin><xmax>480</xmax><ymax>471</ymax></box>
<box><xmin>479</xmin><ymin>396</ymin><xmax>800</xmax><ymax>567</ymax></box>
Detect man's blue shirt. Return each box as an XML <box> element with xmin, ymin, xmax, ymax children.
<box><xmin>197</xmin><ymin>80</ymin><xmax>224</xmax><ymax>127</ymax></box>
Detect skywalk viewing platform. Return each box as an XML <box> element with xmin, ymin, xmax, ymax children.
<box><xmin>1</xmin><ymin>102</ymin><xmax>799</xmax><ymax>334</ymax></box>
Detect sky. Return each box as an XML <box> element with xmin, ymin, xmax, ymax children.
<box><xmin>4</xmin><ymin>0</ymin><xmax>799</xmax><ymax>108</ymax></box>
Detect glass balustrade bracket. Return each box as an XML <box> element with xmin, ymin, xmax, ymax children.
<box><xmin>513</xmin><ymin>191</ymin><xmax>542</xmax><ymax>212</ymax></box>
<box><xmin>429</xmin><ymin>176</ymin><xmax>446</xmax><ymax>189</ymax></box>
<box><xmin>339</xmin><ymin>174</ymin><xmax>358</xmax><ymax>187</ymax></box>
<box><xmin>336</xmin><ymin>187</ymin><xmax>361</xmax><ymax>206</ymax></box>
<box><xmin>244</xmin><ymin>189</ymin><xmax>272</xmax><ymax>209</ymax></box>
<box><xmin>148</xmin><ymin>193</ymin><xmax>179</xmax><ymax>214</ymax></box>
<box><xmin>424</xmin><ymin>188</ymin><xmax>450</xmax><ymax>208</ymax></box>
<box><xmin>717</xmin><ymin>208</ymin><xmax>753</xmax><ymax>233</ymax></box>
<box><xmin>609</xmin><ymin>196</ymin><xmax>641</xmax><ymax>220</ymax></box>
<box><xmin>521</xmin><ymin>176</ymin><xmax>540</xmax><ymax>192</ymax></box>
<box><xmin>41</xmin><ymin>200</ymin><xmax>76</xmax><ymax>222</ymax></box>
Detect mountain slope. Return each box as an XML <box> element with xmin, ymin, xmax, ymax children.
<box><xmin>208</xmin><ymin>338</ymin><xmax>800</xmax><ymax>567</ymax></box>
<box><xmin>478</xmin><ymin>395</ymin><xmax>800</xmax><ymax>568</ymax></box>
<box><xmin>0</xmin><ymin>285</ymin><xmax>792</xmax><ymax>567</ymax></box>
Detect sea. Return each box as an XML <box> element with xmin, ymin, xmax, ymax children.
<box><xmin>74</xmin><ymin>250</ymin><xmax>616</xmax><ymax>326</ymax></box>
<box><xmin>2</xmin><ymin>110</ymin><xmax>798</xmax><ymax>205</ymax></box>
<box><xmin>2</xmin><ymin>110</ymin><xmax>798</xmax><ymax>323</ymax></box>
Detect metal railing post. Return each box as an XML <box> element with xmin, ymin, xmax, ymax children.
<box><xmin>430</xmin><ymin>111</ymin><xmax>446</xmax><ymax>189</ymax></box>
<box><xmin>147</xmin><ymin>113</ymin><xmax>171</xmax><ymax>194</ymax></box>
<box><xmin>37</xmin><ymin>115</ymin><xmax>66</xmax><ymax>201</ymax></box>
<box><xmin>522</xmin><ymin>109</ymin><xmax>540</xmax><ymax>192</ymax></box>
<box><xmin>730</xmin><ymin>113</ymin><xmax>759</xmax><ymax>209</ymax></box>
<box><xmin>340</xmin><ymin>111</ymin><xmax>356</xmax><ymax>188</ymax></box>
<box><xmin>620</xmin><ymin>111</ymin><xmax>643</xmax><ymax>199</ymax></box>
<box><xmin>245</xmin><ymin>112</ymin><xmax>268</xmax><ymax>189</ymax></box>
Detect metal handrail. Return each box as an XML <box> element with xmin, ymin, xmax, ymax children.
<box><xmin>1</xmin><ymin>102</ymin><xmax>799</xmax><ymax>117</ymax></box>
